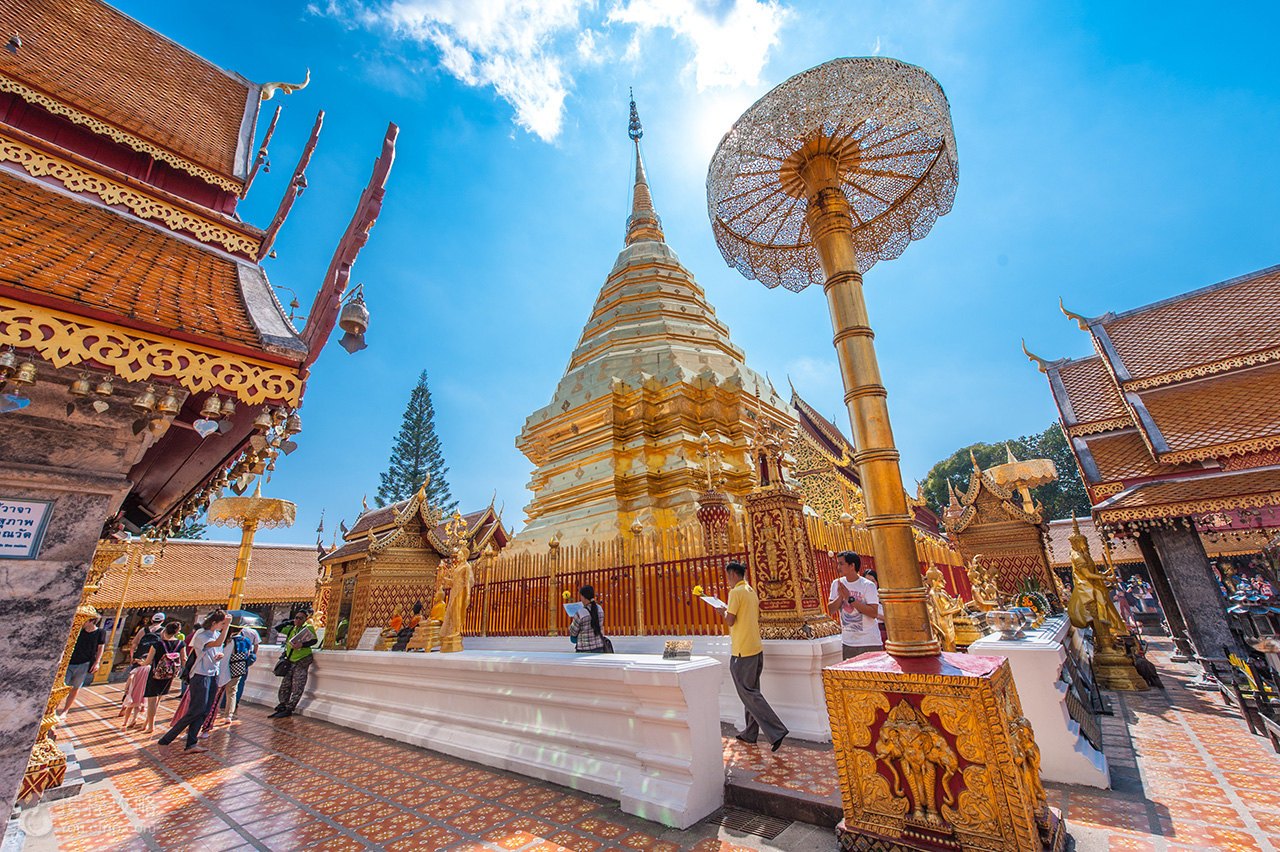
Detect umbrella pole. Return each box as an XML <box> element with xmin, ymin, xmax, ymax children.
<box><xmin>800</xmin><ymin>151</ymin><xmax>939</xmax><ymax>658</ymax></box>
<box><xmin>227</xmin><ymin>522</ymin><xmax>256</xmax><ymax>612</ymax></box>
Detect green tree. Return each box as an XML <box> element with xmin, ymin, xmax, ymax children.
<box><xmin>376</xmin><ymin>371</ymin><xmax>457</xmax><ymax>513</ymax></box>
<box><xmin>920</xmin><ymin>422</ymin><xmax>1090</xmax><ymax>521</ymax></box>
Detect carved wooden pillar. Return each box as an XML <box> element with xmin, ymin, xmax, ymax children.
<box><xmin>743</xmin><ymin>485</ymin><xmax>837</xmax><ymax>640</ymax></box>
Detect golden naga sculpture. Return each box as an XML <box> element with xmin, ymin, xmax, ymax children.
<box><xmin>1066</xmin><ymin>517</ymin><xmax>1148</xmax><ymax>690</ymax></box>
<box><xmin>439</xmin><ymin>540</ymin><xmax>474</xmax><ymax>653</ymax></box>
<box><xmin>874</xmin><ymin>700</ymin><xmax>958</xmax><ymax>826</ymax></box>
<box><xmin>925</xmin><ymin>564</ymin><xmax>962</xmax><ymax>652</ymax></box>
<box><xmin>1010</xmin><ymin>715</ymin><xmax>1049</xmax><ymax>825</ymax></box>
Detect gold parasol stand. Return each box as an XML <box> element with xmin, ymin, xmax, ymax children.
<box><xmin>208</xmin><ymin>479</ymin><xmax>296</xmax><ymax>611</ymax></box>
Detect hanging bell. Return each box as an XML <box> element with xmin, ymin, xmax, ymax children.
<box><xmin>157</xmin><ymin>389</ymin><xmax>180</xmax><ymax>415</ymax></box>
<box><xmin>284</xmin><ymin>411</ymin><xmax>302</xmax><ymax>435</ymax></box>
<box><xmin>69</xmin><ymin>374</ymin><xmax>92</xmax><ymax>397</ymax></box>
<box><xmin>132</xmin><ymin>385</ymin><xmax>158</xmax><ymax>413</ymax></box>
<box><xmin>220</xmin><ymin>397</ymin><xmax>237</xmax><ymax>419</ymax></box>
<box><xmin>200</xmin><ymin>394</ymin><xmax>223</xmax><ymax>420</ymax></box>
<box><xmin>0</xmin><ymin>348</ymin><xmax>15</xmax><ymax>377</ymax></box>
<box><xmin>338</xmin><ymin>292</ymin><xmax>369</xmax><ymax>353</ymax></box>
<box><xmin>252</xmin><ymin>409</ymin><xmax>273</xmax><ymax>431</ymax></box>
<box><xmin>94</xmin><ymin>377</ymin><xmax>114</xmax><ymax>397</ymax></box>
<box><xmin>13</xmin><ymin>361</ymin><xmax>37</xmax><ymax>387</ymax></box>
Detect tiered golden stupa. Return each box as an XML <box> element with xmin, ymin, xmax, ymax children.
<box><xmin>513</xmin><ymin>97</ymin><xmax>793</xmax><ymax>546</ymax></box>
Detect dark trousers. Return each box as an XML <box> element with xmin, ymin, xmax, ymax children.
<box><xmin>160</xmin><ymin>673</ymin><xmax>215</xmax><ymax>748</ymax></box>
<box><xmin>277</xmin><ymin>655</ymin><xmax>312</xmax><ymax>711</ymax></box>
<box><xmin>729</xmin><ymin>652</ymin><xmax>787</xmax><ymax>744</ymax></box>
<box><xmin>235</xmin><ymin>669</ymin><xmax>249</xmax><ymax>704</ymax></box>
<box><xmin>842</xmin><ymin>644</ymin><xmax>882</xmax><ymax>660</ymax></box>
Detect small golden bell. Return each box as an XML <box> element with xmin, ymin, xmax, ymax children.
<box><xmin>0</xmin><ymin>348</ymin><xmax>15</xmax><ymax>374</ymax></box>
<box><xmin>93</xmin><ymin>377</ymin><xmax>114</xmax><ymax>397</ymax></box>
<box><xmin>285</xmin><ymin>411</ymin><xmax>302</xmax><ymax>435</ymax></box>
<box><xmin>132</xmin><ymin>385</ymin><xmax>158</xmax><ymax>413</ymax></box>
<box><xmin>69</xmin><ymin>374</ymin><xmax>93</xmax><ymax>397</ymax></box>
<box><xmin>157</xmin><ymin>389</ymin><xmax>180</xmax><ymax>415</ymax></box>
<box><xmin>220</xmin><ymin>397</ymin><xmax>237</xmax><ymax>418</ymax></box>
<box><xmin>200</xmin><ymin>394</ymin><xmax>223</xmax><ymax>420</ymax></box>
<box><xmin>252</xmin><ymin>409</ymin><xmax>273</xmax><ymax>431</ymax></box>
<box><xmin>13</xmin><ymin>361</ymin><xmax>37</xmax><ymax>386</ymax></box>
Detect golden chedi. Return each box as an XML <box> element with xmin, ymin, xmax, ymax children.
<box><xmin>1066</xmin><ymin>517</ymin><xmax>1147</xmax><ymax>691</ymax></box>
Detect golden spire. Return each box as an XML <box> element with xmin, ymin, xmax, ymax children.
<box><xmin>625</xmin><ymin>89</ymin><xmax>664</xmax><ymax>245</ymax></box>
<box><xmin>946</xmin><ymin>479</ymin><xmax>961</xmax><ymax>510</ymax></box>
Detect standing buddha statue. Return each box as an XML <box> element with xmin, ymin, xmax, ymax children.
<box><xmin>1066</xmin><ymin>516</ymin><xmax>1147</xmax><ymax>690</ymax></box>
<box><xmin>925</xmin><ymin>564</ymin><xmax>963</xmax><ymax>652</ymax></box>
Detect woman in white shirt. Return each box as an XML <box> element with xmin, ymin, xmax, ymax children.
<box><xmin>157</xmin><ymin>610</ymin><xmax>226</xmax><ymax>753</ymax></box>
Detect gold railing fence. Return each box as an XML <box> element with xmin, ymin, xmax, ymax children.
<box><xmin>463</xmin><ymin>515</ymin><xmax>965</xmax><ymax>638</ymax></box>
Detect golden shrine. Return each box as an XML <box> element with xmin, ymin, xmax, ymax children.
<box><xmin>1027</xmin><ymin>263</ymin><xmax>1280</xmax><ymax>660</ymax></box>
<box><xmin>0</xmin><ymin>0</ymin><xmax>395</xmax><ymax>811</ymax></box>
<box><xmin>942</xmin><ymin>448</ymin><xmax>1063</xmax><ymax>599</ymax></box>
<box><xmin>318</xmin><ymin>487</ymin><xmax>507</xmax><ymax>650</ymax></box>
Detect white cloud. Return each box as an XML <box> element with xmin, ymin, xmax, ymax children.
<box><xmin>322</xmin><ymin>0</ymin><xmax>788</xmax><ymax>141</ymax></box>
<box><xmin>871</xmin><ymin>35</ymin><xmax>882</xmax><ymax>56</ymax></box>
<box><xmin>607</xmin><ymin>0</ymin><xmax>787</xmax><ymax>89</ymax></box>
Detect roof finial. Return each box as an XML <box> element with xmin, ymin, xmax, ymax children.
<box><xmin>625</xmin><ymin>88</ymin><xmax>664</xmax><ymax>245</ymax></box>
<box><xmin>628</xmin><ymin>88</ymin><xmax>643</xmax><ymax>141</ymax></box>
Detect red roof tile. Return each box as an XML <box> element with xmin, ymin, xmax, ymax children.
<box><xmin>91</xmin><ymin>540</ymin><xmax>317</xmax><ymax>609</ymax></box>
<box><xmin>0</xmin><ymin>171</ymin><xmax>263</xmax><ymax>349</ymax></box>
<box><xmin>1142</xmin><ymin>362</ymin><xmax>1280</xmax><ymax>458</ymax></box>
<box><xmin>0</xmin><ymin>0</ymin><xmax>253</xmax><ymax>180</ymax></box>
<box><xmin>1096</xmin><ymin>467</ymin><xmax>1280</xmax><ymax>522</ymax></box>
<box><xmin>1100</xmin><ymin>266</ymin><xmax>1280</xmax><ymax>383</ymax></box>
<box><xmin>1056</xmin><ymin>356</ymin><xmax>1126</xmax><ymax>425</ymax></box>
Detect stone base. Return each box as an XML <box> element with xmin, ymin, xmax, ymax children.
<box><xmin>824</xmin><ymin>652</ymin><xmax>1056</xmax><ymax>851</ymax></box>
<box><xmin>439</xmin><ymin>634</ymin><xmax>463</xmax><ymax>653</ymax></box>
<box><xmin>836</xmin><ymin>808</ymin><xmax>1067</xmax><ymax>851</ymax></box>
<box><xmin>1093</xmin><ymin>652</ymin><xmax>1150</xmax><ymax>692</ymax></box>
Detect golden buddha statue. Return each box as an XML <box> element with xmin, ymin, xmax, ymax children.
<box><xmin>925</xmin><ymin>564</ymin><xmax>963</xmax><ymax>652</ymax></box>
<box><xmin>965</xmin><ymin>555</ymin><xmax>1001</xmax><ymax>613</ymax></box>
<box><xmin>408</xmin><ymin>590</ymin><xmax>446</xmax><ymax>653</ymax></box>
<box><xmin>1066</xmin><ymin>517</ymin><xmax>1147</xmax><ymax>690</ymax></box>
<box><xmin>439</xmin><ymin>541</ymin><xmax>474</xmax><ymax>653</ymax></box>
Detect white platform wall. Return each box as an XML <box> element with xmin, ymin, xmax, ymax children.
<box><xmin>242</xmin><ymin>648</ymin><xmax>724</xmax><ymax>828</ymax></box>
<box><xmin>971</xmin><ymin>616</ymin><xmax>1110</xmax><ymax>788</ymax></box>
<box><xmin>461</xmin><ymin>635</ymin><xmax>842</xmax><ymax>743</ymax></box>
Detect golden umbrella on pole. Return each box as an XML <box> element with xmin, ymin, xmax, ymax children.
<box><xmin>208</xmin><ymin>479</ymin><xmax>296</xmax><ymax>611</ymax></box>
<box><xmin>707</xmin><ymin>57</ymin><xmax>957</xmax><ymax>658</ymax></box>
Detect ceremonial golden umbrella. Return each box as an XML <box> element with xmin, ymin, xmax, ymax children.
<box><xmin>208</xmin><ymin>480</ymin><xmax>296</xmax><ymax>611</ymax></box>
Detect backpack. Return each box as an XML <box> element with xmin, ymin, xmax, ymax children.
<box><xmin>151</xmin><ymin>638</ymin><xmax>180</xmax><ymax>680</ymax></box>
<box><xmin>229</xmin><ymin>633</ymin><xmax>255</xmax><ymax>678</ymax></box>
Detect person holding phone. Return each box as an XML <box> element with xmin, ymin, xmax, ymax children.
<box><xmin>827</xmin><ymin>551</ymin><xmax>882</xmax><ymax>660</ymax></box>
<box><xmin>158</xmin><ymin>610</ymin><xmax>227</xmax><ymax>753</ymax></box>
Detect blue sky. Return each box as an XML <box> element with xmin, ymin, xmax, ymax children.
<box><xmin>115</xmin><ymin>1</ymin><xmax>1280</xmax><ymax>545</ymax></box>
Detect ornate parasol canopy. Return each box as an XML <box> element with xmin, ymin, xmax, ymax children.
<box><xmin>208</xmin><ymin>481</ymin><xmax>296</xmax><ymax>530</ymax></box>
<box><xmin>706</xmin><ymin>57</ymin><xmax>958</xmax><ymax>292</ymax></box>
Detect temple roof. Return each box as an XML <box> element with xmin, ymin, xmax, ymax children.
<box><xmin>0</xmin><ymin>170</ymin><xmax>302</xmax><ymax>356</ymax></box>
<box><xmin>1</xmin><ymin>0</ymin><xmax>258</xmax><ymax>183</ymax></box>
<box><xmin>1053</xmin><ymin>355</ymin><xmax>1127</xmax><ymax>428</ymax></box>
<box><xmin>91</xmin><ymin>540</ymin><xmax>317</xmax><ymax>610</ymax></box>
<box><xmin>1139</xmin><ymin>361</ymin><xmax>1280</xmax><ymax>461</ymax></box>
<box><xmin>325</xmin><ymin>503</ymin><xmax>507</xmax><ymax>564</ymax></box>
<box><xmin>1095</xmin><ymin>467</ymin><xmax>1280</xmax><ymax>525</ymax></box>
<box><xmin>1093</xmin><ymin>264</ymin><xmax>1280</xmax><ymax>385</ymax></box>
<box><xmin>1044</xmin><ymin>517</ymin><xmax>1143</xmax><ymax>566</ymax></box>
<box><xmin>791</xmin><ymin>389</ymin><xmax>858</xmax><ymax>483</ymax></box>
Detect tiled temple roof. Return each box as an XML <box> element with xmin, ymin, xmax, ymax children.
<box><xmin>1097</xmin><ymin>265</ymin><xmax>1280</xmax><ymax>385</ymax></box>
<box><xmin>1044</xmin><ymin>517</ymin><xmax>1143</xmax><ymax>566</ymax></box>
<box><xmin>91</xmin><ymin>540</ymin><xmax>317</xmax><ymax>610</ymax></box>
<box><xmin>1140</xmin><ymin>362</ymin><xmax>1280</xmax><ymax>460</ymax></box>
<box><xmin>1</xmin><ymin>0</ymin><xmax>256</xmax><ymax>182</ymax></box>
<box><xmin>1095</xmin><ymin>467</ymin><xmax>1280</xmax><ymax>524</ymax></box>
<box><xmin>0</xmin><ymin>171</ymin><xmax>285</xmax><ymax>352</ymax></box>
<box><xmin>1055</xmin><ymin>355</ymin><xmax>1126</xmax><ymax>426</ymax></box>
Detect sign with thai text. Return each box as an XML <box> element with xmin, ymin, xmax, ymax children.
<box><xmin>0</xmin><ymin>498</ymin><xmax>54</xmax><ymax>560</ymax></box>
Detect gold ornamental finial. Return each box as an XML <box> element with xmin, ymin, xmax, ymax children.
<box><xmin>625</xmin><ymin>91</ymin><xmax>664</xmax><ymax>246</ymax></box>
<box><xmin>1021</xmin><ymin>338</ymin><xmax>1052</xmax><ymax>373</ymax></box>
<box><xmin>1059</xmin><ymin>297</ymin><xmax>1091</xmax><ymax>331</ymax></box>
<box><xmin>261</xmin><ymin>68</ymin><xmax>310</xmax><ymax>101</ymax></box>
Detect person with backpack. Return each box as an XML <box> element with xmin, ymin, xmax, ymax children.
<box><xmin>134</xmin><ymin>621</ymin><xmax>184</xmax><ymax>734</ymax></box>
<box><xmin>159</xmin><ymin>610</ymin><xmax>227</xmax><ymax>753</ymax></box>
<box><xmin>568</xmin><ymin>585</ymin><xmax>612</xmax><ymax>653</ymax></box>
<box><xmin>270</xmin><ymin>608</ymin><xmax>317</xmax><ymax>718</ymax></box>
<box><xmin>224</xmin><ymin>619</ymin><xmax>258</xmax><ymax>723</ymax></box>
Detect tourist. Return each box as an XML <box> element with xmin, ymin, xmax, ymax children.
<box><xmin>60</xmin><ymin>615</ymin><xmax>107</xmax><ymax>715</ymax></box>
<box><xmin>223</xmin><ymin>619</ymin><xmax>257</xmax><ymax>723</ymax></box>
<box><xmin>569</xmin><ymin>585</ymin><xmax>612</xmax><ymax>653</ymax></box>
<box><xmin>198</xmin><ymin>627</ymin><xmax>237</xmax><ymax>738</ymax></box>
<box><xmin>158</xmin><ymin>610</ymin><xmax>227</xmax><ymax>753</ymax></box>
<box><xmin>134</xmin><ymin>621</ymin><xmax>184</xmax><ymax>733</ymax></box>
<box><xmin>827</xmin><ymin>551</ymin><xmax>883</xmax><ymax>660</ymax></box>
<box><xmin>270</xmin><ymin>608</ymin><xmax>317</xmax><ymax>719</ymax></box>
<box><xmin>722</xmin><ymin>561</ymin><xmax>788</xmax><ymax>751</ymax></box>
<box><xmin>231</xmin><ymin>620</ymin><xmax>260</xmax><ymax>709</ymax></box>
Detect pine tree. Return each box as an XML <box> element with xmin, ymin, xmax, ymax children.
<box><xmin>376</xmin><ymin>371</ymin><xmax>458</xmax><ymax>512</ymax></box>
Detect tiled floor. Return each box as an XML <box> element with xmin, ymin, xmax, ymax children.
<box><xmin>720</xmin><ymin>641</ymin><xmax>1280</xmax><ymax>851</ymax></box>
<box><xmin>25</xmin><ymin>641</ymin><xmax>1280</xmax><ymax>851</ymax></box>
<box><xmin>28</xmin><ymin>685</ymin><xmax>823</xmax><ymax>852</ymax></box>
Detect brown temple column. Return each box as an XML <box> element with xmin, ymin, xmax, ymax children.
<box><xmin>799</xmin><ymin>153</ymin><xmax>937</xmax><ymax>657</ymax></box>
<box><xmin>1144</xmin><ymin>524</ymin><xmax>1242</xmax><ymax>659</ymax></box>
<box><xmin>1135</xmin><ymin>531</ymin><xmax>1193</xmax><ymax>656</ymax></box>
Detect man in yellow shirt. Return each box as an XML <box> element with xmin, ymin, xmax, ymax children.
<box><xmin>722</xmin><ymin>561</ymin><xmax>788</xmax><ymax>751</ymax></box>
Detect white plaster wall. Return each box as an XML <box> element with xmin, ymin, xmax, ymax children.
<box><xmin>243</xmin><ymin>648</ymin><xmax>724</xmax><ymax>829</ymax></box>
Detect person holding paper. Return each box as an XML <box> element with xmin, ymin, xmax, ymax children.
<box><xmin>722</xmin><ymin>561</ymin><xmax>788</xmax><ymax>751</ymax></box>
<box><xmin>827</xmin><ymin>551</ymin><xmax>883</xmax><ymax>660</ymax></box>
<box><xmin>270</xmin><ymin>608</ymin><xmax>317</xmax><ymax>719</ymax></box>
